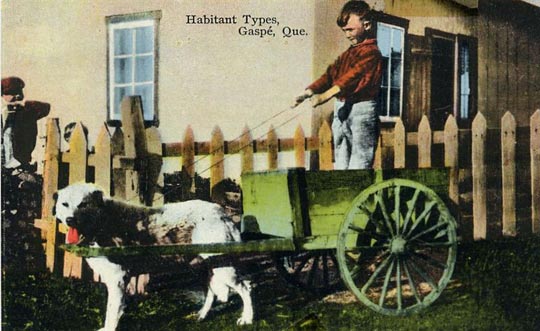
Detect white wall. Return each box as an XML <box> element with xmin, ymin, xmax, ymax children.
<box><xmin>2</xmin><ymin>0</ymin><xmax>316</xmax><ymax>175</ymax></box>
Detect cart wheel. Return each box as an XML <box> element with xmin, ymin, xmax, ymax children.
<box><xmin>336</xmin><ymin>178</ymin><xmax>458</xmax><ymax>315</ymax></box>
<box><xmin>274</xmin><ymin>250</ymin><xmax>342</xmax><ymax>294</ymax></box>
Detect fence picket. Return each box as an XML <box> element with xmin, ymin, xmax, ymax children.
<box><xmin>444</xmin><ymin>115</ymin><xmax>459</xmax><ymax>226</ymax></box>
<box><xmin>41</xmin><ymin>118</ymin><xmax>61</xmax><ymax>272</ymax></box>
<box><xmin>182</xmin><ymin>126</ymin><xmax>195</xmax><ymax>177</ymax></box>
<box><xmin>64</xmin><ymin>123</ymin><xmax>88</xmax><ymax>278</ymax></box>
<box><xmin>531</xmin><ymin>110</ymin><xmax>540</xmax><ymax>233</ymax></box>
<box><xmin>501</xmin><ymin>111</ymin><xmax>517</xmax><ymax>236</ymax></box>
<box><xmin>394</xmin><ymin>118</ymin><xmax>406</xmax><ymax>168</ymax></box>
<box><xmin>294</xmin><ymin>125</ymin><xmax>305</xmax><ymax>168</ymax></box>
<box><xmin>418</xmin><ymin>115</ymin><xmax>432</xmax><ymax>168</ymax></box>
<box><xmin>210</xmin><ymin>126</ymin><xmax>225</xmax><ymax>189</ymax></box>
<box><xmin>373</xmin><ymin>136</ymin><xmax>382</xmax><ymax>169</ymax></box>
<box><xmin>240</xmin><ymin>126</ymin><xmax>253</xmax><ymax>173</ymax></box>
<box><xmin>319</xmin><ymin>120</ymin><xmax>333</xmax><ymax>170</ymax></box>
<box><xmin>267</xmin><ymin>126</ymin><xmax>278</xmax><ymax>170</ymax></box>
<box><xmin>472</xmin><ymin>112</ymin><xmax>487</xmax><ymax>240</ymax></box>
<box><xmin>93</xmin><ymin>124</ymin><xmax>112</xmax><ymax>196</ymax></box>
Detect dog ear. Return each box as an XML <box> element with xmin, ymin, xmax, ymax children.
<box><xmin>52</xmin><ymin>192</ymin><xmax>58</xmax><ymax>215</ymax></box>
<box><xmin>90</xmin><ymin>190</ymin><xmax>104</xmax><ymax>206</ymax></box>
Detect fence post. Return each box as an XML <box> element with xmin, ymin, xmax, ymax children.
<box><xmin>294</xmin><ymin>125</ymin><xmax>305</xmax><ymax>168</ymax></box>
<box><xmin>240</xmin><ymin>126</ymin><xmax>253</xmax><ymax>174</ymax></box>
<box><xmin>531</xmin><ymin>109</ymin><xmax>540</xmax><ymax>233</ymax></box>
<box><xmin>146</xmin><ymin>127</ymin><xmax>163</xmax><ymax>206</ymax></box>
<box><xmin>267</xmin><ymin>125</ymin><xmax>278</xmax><ymax>170</ymax></box>
<box><xmin>444</xmin><ymin>115</ymin><xmax>459</xmax><ymax>226</ymax></box>
<box><xmin>64</xmin><ymin>123</ymin><xmax>88</xmax><ymax>278</ymax></box>
<box><xmin>472</xmin><ymin>112</ymin><xmax>487</xmax><ymax>240</ymax></box>
<box><xmin>210</xmin><ymin>126</ymin><xmax>224</xmax><ymax>190</ymax></box>
<box><xmin>318</xmin><ymin>120</ymin><xmax>333</xmax><ymax>170</ymax></box>
<box><xmin>40</xmin><ymin>118</ymin><xmax>61</xmax><ymax>273</ymax></box>
<box><xmin>418</xmin><ymin>115</ymin><xmax>432</xmax><ymax>168</ymax></box>
<box><xmin>111</xmin><ymin>127</ymin><xmax>125</xmax><ymax>198</ymax></box>
<box><xmin>394</xmin><ymin>118</ymin><xmax>406</xmax><ymax>169</ymax></box>
<box><xmin>501</xmin><ymin>111</ymin><xmax>517</xmax><ymax>236</ymax></box>
<box><xmin>119</xmin><ymin>96</ymin><xmax>147</xmax><ymax>204</ymax></box>
<box><xmin>182</xmin><ymin>126</ymin><xmax>195</xmax><ymax>178</ymax></box>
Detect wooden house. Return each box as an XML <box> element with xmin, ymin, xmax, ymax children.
<box><xmin>313</xmin><ymin>0</ymin><xmax>540</xmax><ymax>132</ymax></box>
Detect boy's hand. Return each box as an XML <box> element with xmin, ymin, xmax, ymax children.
<box><xmin>292</xmin><ymin>89</ymin><xmax>314</xmax><ymax>108</ymax></box>
<box><xmin>310</xmin><ymin>85</ymin><xmax>341</xmax><ymax>108</ymax></box>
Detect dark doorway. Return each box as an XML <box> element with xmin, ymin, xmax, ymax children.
<box><xmin>430</xmin><ymin>37</ymin><xmax>454</xmax><ymax>130</ymax></box>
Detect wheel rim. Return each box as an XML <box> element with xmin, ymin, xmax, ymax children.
<box><xmin>274</xmin><ymin>250</ymin><xmax>342</xmax><ymax>294</ymax></box>
<box><xmin>336</xmin><ymin>179</ymin><xmax>458</xmax><ymax>315</ymax></box>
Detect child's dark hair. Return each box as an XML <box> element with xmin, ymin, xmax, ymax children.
<box><xmin>337</xmin><ymin>1</ymin><xmax>372</xmax><ymax>27</ymax></box>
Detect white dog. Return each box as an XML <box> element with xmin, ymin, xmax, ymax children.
<box><xmin>53</xmin><ymin>183</ymin><xmax>253</xmax><ymax>331</ymax></box>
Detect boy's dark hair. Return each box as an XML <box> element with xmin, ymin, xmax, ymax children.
<box><xmin>337</xmin><ymin>1</ymin><xmax>372</xmax><ymax>27</ymax></box>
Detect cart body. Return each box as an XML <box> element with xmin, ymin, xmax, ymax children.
<box><xmin>241</xmin><ymin>167</ymin><xmax>451</xmax><ymax>250</ymax></box>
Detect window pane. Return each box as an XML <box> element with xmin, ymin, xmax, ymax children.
<box><xmin>134</xmin><ymin>84</ymin><xmax>154</xmax><ymax>120</ymax></box>
<box><xmin>114</xmin><ymin>86</ymin><xmax>132</xmax><ymax>119</ymax></box>
<box><xmin>381</xmin><ymin>56</ymin><xmax>389</xmax><ymax>87</ymax></box>
<box><xmin>135</xmin><ymin>55</ymin><xmax>154</xmax><ymax>82</ymax></box>
<box><xmin>460</xmin><ymin>41</ymin><xmax>470</xmax><ymax>119</ymax></box>
<box><xmin>378</xmin><ymin>88</ymin><xmax>388</xmax><ymax>117</ymax></box>
<box><xmin>135</xmin><ymin>26</ymin><xmax>154</xmax><ymax>54</ymax></box>
<box><xmin>114</xmin><ymin>29</ymin><xmax>133</xmax><ymax>55</ymax></box>
<box><xmin>390</xmin><ymin>88</ymin><xmax>401</xmax><ymax>117</ymax></box>
<box><xmin>391</xmin><ymin>28</ymin><xmax>403</xmax><ymax>53</ymax></box>
<box><xmin>391</xmin><ymin>58</ymin><xmax>402</xmax><ymax>88</ymax></box>
<box><xmin>377</xmin><ymin>24</ymin><xmax>391</xmax><ymax>57</ymax></box>
<box><xmin>115</xmin><ymin>58</ymin><xmax>132</xmax><ymax>84</ymax></box>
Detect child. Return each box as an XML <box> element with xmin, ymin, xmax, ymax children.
<box><xmin>1</xmin><ymin>77</ymin><xmax>50</xmax><ymax>170</ymax></box>
<box><xmin>293</xmin><ymin>0</ymin><xmax>382</xmax><ymax>169</ymax></box>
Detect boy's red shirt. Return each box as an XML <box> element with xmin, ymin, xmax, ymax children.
<box><xmin>308</xmin><ymin>38</ymin><xmax>383</xmax><ymax>103</ymax></box>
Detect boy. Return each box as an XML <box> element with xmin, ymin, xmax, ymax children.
<box><xmin>293</xmin><ymin>0</ymin><xmax>382</xmax><ymax>169</ymax></box>
<box><xmin>1</xmin><ymin>77</ymin><xmax>50</xmax><ymax>170</ymax></box>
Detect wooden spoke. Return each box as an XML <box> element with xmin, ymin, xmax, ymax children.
<box><xmin>396</xmin><ymin>257</ymin><xmax>403</xmax><ymax>310</ymax></box>
<box><xmin>361</xmin><ymin>255</ymin><xmax>394</xmax><ymax>294</ymax></box>
<box><xmin>407</xmin><ymin>257</ymin><xmax>439</xmax><ymax>293</ymax></box>
<box><xmin>375</xmin><ymin>191</ymin><xmax>395</xmax><ymax>237</ymax></box>
<box><xmin>394</xmin><ymin>185</ymin><xmax>401</xmax><ymax>235</ymax></box>
<box><xmin>322</xmin><ymin>252</ymin><xmax>330</xmax><ymax>288</ymax></box>
<box><xmin>402</xmin><ymin>188</ymin><xmax>421</xmax><ymax>233</ymax></box>
<box><xmin>379</xmin><ymin>258</ymin><xmax>395</xmax><ymax>307</ymax></box>
<box><xmin>414</xmin><ymin>241</ymin><xmax>455</xmax><ymax>248</ymax></box>
<box><xmin>348</xmin><ymin>224</ymin><xmax>388</xmax><ymax>242</ymax></box>
<box><xmin>293</xmin><ymin>253</ymin><xmax>312</xmax><ymax>276</ymax></box>
<box><xmin>344</xmin><ymin>245</ymin><xmax>389</xmax><ymax>253</ymax></box>
<box><xmin>407</xmin><ymin>221</ymin><xmax>449</xmax><ymax>242</ymax></box>
<box><xmin>403</xmin><ymin>259</ymin><xmax>422</xmax><ymax>304</ymax></box>
<box><xmin>411</xmin><ymin>251</ymin><xmax>448</xmax><ymax>270</ymax></box>
<box><xmin>274</xmin><ymin>250</ymin><xmax>342</xmax><ymax>294</ymax></box>
<box><xmin>405</xmin><ymin>200</ymin><xmax>437</xmax><ymax>237</ymax></box>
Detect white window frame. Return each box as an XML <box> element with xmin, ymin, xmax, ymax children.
<box><xmin>377</xmin><ymin>22</ymin><xmax>405</xmax><ymax>122</ymax></box>
<box><xmin>107</xmin><ymin>11</ymin><xmax>160</xmax><ymax>125</ymax></box>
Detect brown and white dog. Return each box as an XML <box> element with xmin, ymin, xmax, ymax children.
<box><xmin>53</xmin><ymin>182</ymin><xmax>253</xmax><ymax>331</ymax></box>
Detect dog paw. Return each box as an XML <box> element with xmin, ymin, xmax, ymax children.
<box><xmin>197</xmin><ymin>310</ymin><xmax>208</xmax><ymax>321</ymax></box>
<box><xmin>236</xmin><ymin>316</ymin><xmax>253</xmax><ymax>325</ymax></box>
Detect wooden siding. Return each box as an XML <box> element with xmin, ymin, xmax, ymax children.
<box><xmin>477</xmin><ymin>0</ymin><xmax>540</xmax><ymax>128</ymax></box>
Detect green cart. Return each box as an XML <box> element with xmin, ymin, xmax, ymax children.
<box><xmin>67</xmin><ymin>167</ymin><xmax>458</xmax><ymax>316</ymax></box>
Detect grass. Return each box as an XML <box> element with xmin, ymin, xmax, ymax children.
<box><xmin>3</xmin><ymin>236</ymin><xmax>540</xmax><ymax>331</ymax></box>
